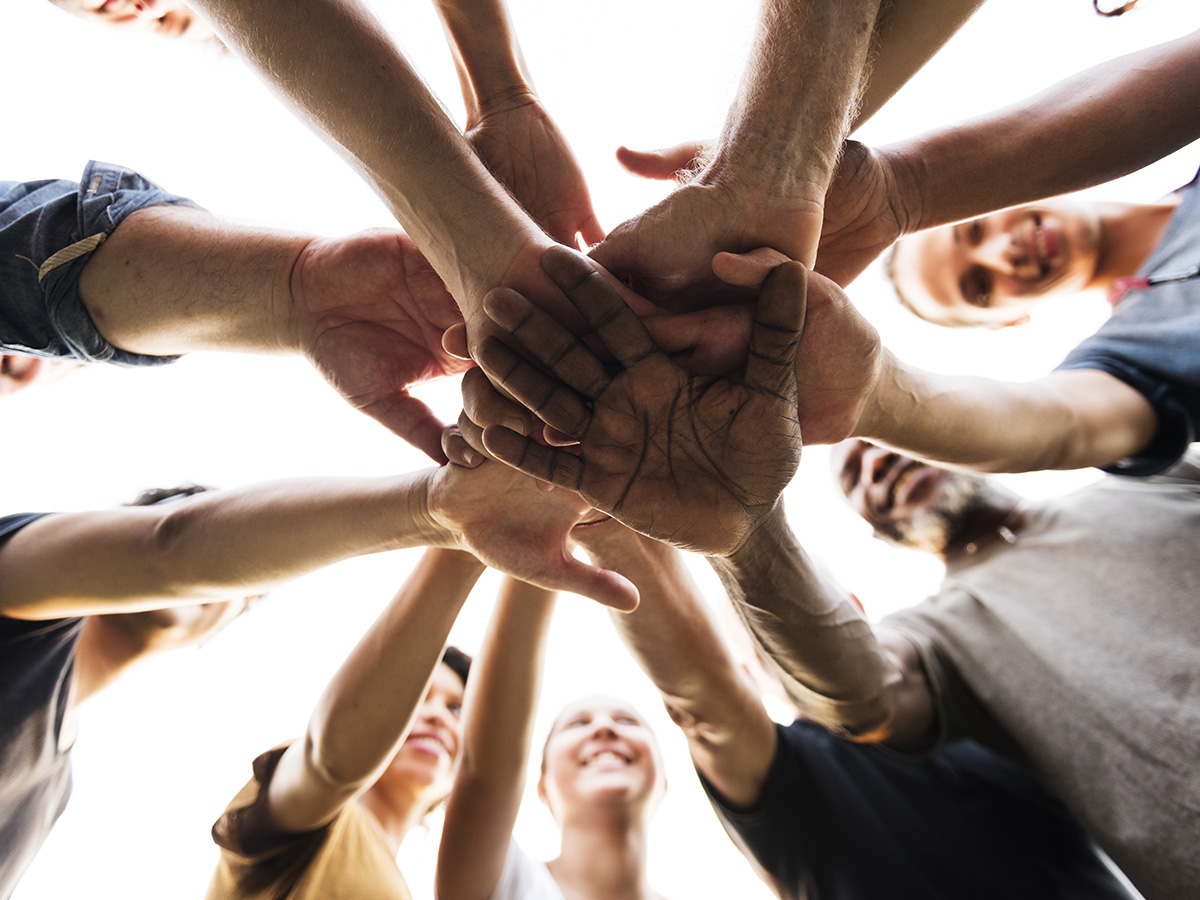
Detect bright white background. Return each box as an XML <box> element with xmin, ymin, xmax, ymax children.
<box><xmin>2</xmin><ymin>1</ymin><xmax>1198</xmax><ymax>898</ymax></box>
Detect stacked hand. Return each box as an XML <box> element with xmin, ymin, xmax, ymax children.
<box><xmin>461</xmin><ymin>246</ymin><xmax>806</xmax><ymax>556</ymax></box>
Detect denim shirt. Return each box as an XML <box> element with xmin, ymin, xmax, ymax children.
<box><xmin>0</xmin><ymin>160</ymin><xmax>199</xmax><ymax>366</ymax></box>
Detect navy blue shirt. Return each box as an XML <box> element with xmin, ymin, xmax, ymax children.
<box><xmin>701</xmin><ymin>720</ymin><xmax>1132</xmax><ymax>900</ymax></box>
<box><xmin>0</xmin><ymin>513</ymin><xmax>84</xmax><ymax>900</ymax></box>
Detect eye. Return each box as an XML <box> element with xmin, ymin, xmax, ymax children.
<box><xmin>967</xmin><ymin>219</ymin><xmax>984</xmax><ymax>246</ymax></box>
<box><xmin>447</xmin><ymin>702</ymin><xmax>463</xmax><ymax>718</ymax></box>
<box><xmin>615</xmin><ymin>715</ymin><xmax>639</xmax><ymax>726</ymax></box>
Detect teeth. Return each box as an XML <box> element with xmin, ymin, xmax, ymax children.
<box><xmin>586</xmin><ymin>750</ymin><xmax>628</xmax><ymax>765</ymax></box>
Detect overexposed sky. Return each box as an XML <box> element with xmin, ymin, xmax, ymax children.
<box><xmin>3</xmin><ymin>1</ymin><xmax>1199</xmax><ymax>898</ymax></box>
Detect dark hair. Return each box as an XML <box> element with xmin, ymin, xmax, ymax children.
<box><xmin>125</xmin><ymin>483</ymin><xmax>215</xmax><ymax>507</ymax></box>
<box><xmin>441</xmin><ymin>645</ymin><xmax>472</xmax><ymax>687</ymax></box>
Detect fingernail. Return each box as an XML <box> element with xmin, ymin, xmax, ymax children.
<box><xmin>502</xmin><ymin>417</ymin><xmax>528</xmax><ymax>436</ymax></box>
<box><xmin>463</xmin><ymin>449</ymin><xmax>479</xmax><ymax>466</ymax></box>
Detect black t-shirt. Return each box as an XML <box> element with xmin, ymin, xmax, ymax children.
<box><xmin>0</xmin><ymin>512</ymin><xmax>83</xmax><ymax>900</ymax></box>
<box><xmin>700</xmin><ymin>720</ymin><xmax>1132</xmax><ymax>900</ymax></box>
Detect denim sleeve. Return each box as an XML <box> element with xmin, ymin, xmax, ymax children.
<box><xmin>0</xmin><ymin>160</ymin><xmax>201</xmax><ymax>366</ymax></box>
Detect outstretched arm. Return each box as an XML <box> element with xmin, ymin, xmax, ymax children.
<box><xmin>185</xmin><ymin>0</ymin><xmax>566</xmax><ymax>343</ymax></box>
<box><xmin>591</xmin><ymin>0</ymin><xmax>883</xmax><ymax>306</ymax></box>
<box><xmin>572</xmin><ymin>522</ymin><xmax>776</xmax><ymax>806</ymax></box>
<box><xmin>437</xmin><ymin>578</ymin><xmax>557</xmax><ymax>900</ymax></box>
<box><xmin>433</xmin><ymin>0</ymin><xmax>604</xmax><ymax>248</ymax></box>
<box><xmin>818</xmin><ymin>28</ymin><xmax>1200</xmax><ymax>285</ymax></box>
<box><xmin>264</xmin><ymin>548</ymin><xmax>485</xmax><ymax>835</ymax></box>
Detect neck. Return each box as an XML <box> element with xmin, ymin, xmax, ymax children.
<box><xmin>1091</xmin><ymin>200</ymin><xmax>1179</xmax><ymax>290</ymax></box>
<box><xmin>942</xmin><ymin>495</ymin><xmax>1025</xmax><ymax>563</ymax></box>
<box><xmin>548</xmin><ymin>809</ymin><xmax>660</xmax><ymax>900</ymax></box>
<box><xmin>357</xmin><ymin>781</ymin><xmax>428</xmax><ymax>852</ymax></box>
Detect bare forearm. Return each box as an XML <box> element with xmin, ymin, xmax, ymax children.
<box><xmin>0</xmin><ymin>471</ymin><xmax>447</xmax><ymax>618</ymax></box>
<box><xmin>707</xmin><ymin>505</ymin><xmax>897</xmax><ymax>741</ymax></box>
<box><xmin>188</xmin><ymin>0</ymin><xmax>540</xmax><ymax>312</ymax></box>
<box><xmin>858</xmin><ymin>354</ymin><xmax>1158</xmax><ymax>472</ymax></box>
<box><xmin>434</xmin><ymin>0</ymin><xmax>531</xmax><ymax>120</ymax></box>
<box><xmin>889</xmin><ymin>29</ymin><xmax>1200</xmax><ymax>233</ymax></box>
<box><xmin>276</xmin><ymin>549</ymin><xmax>485</xmax><ymax>828</ymax></box>
<box><xmin>438</xmin><ymin>580</ymin><xmax>556</xmax><ymax>900</ymax></box>
<box><xmin>705</xmin><ymin>0</ymin><xmax>883</xmax><ymax>263</ymax></box>
<box><xmin>852</xmin><ymin>0</ymin><xmax>986</xmax><ymax>130</ymax></box>
<box><xmin>77</xmin><ymin>205</ymin><xmax>304</xmax><ymax>356</ymax></box>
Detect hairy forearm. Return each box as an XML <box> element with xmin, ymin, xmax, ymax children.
<box><xmin>438</xmin><ymin>580</ymin><xmax>555</xmax><ymax>900</ymax></box>
<box><xmin>188</xmin><ymin>0</ymin><xmax>541</xmax><ymax>311</ymax></box>
<box><xmin>77</xmin><ymin>205</ymin><xmax>304</xmax><ymax>356</ymax></box>
<box><xmin>858</xmin><ymin>354</ymin><xmax>1158</xmax><ymax>472</ymax></box>
<box><xmin>278</xmin><ymin>549</ymin><xmax>485</xmax><ymax>827</ymax></box>
<box><xmin>0</xmin><ymin>471</ymin><xmax>447</xmax><ymax>618</ymax></box>
<box><xmin>888</xmin><ymin>29</ymin><xmax>1200</xmax><ymax>233</ymax></box>
<box><xmin>708</xmin><ymin>504</ymin><xmax>898</xmax><ymax>741</ymax></box>
<box><xmin>851</xmin><ymin>0</ymin><xmax>986</xmax><ymax>130</ymax></box>
<box><xmin>704</xmin><ymin>0</ymin><xmax>883</xmax><ymax>262</ymax></box>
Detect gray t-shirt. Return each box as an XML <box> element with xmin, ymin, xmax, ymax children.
<box><xmin>885</xmin><ymin>456</ymin><xmax>1200</xmax><ymax>900</ymax></box>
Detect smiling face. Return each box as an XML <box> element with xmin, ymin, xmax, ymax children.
<box><xmin>538</xmin><ymin>697</ymin><xmax>665</xmax><ymax>824</ymax></box>
<box><xmin>49</xmin><ymin>0</ymin><xmax>215</xmax><ymax>40</ymax></box>
<box><xmin>376</xmin><ymin>663</ymin><xmax>466</xmax><ymax>805</ymax></box>
<box><xmin>831</xmin><ymin>440</ymin><xmax>990</xmax><ymax>554</ymax></box>
<box><xmin>891</xmin><ymin>201</ymin><xmax>1103</xmax><ymax>328</ymax></box>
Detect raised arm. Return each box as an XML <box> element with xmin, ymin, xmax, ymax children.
<box><xmin>572</xmin><ymin>522</ymin><xmax>776</xmax><ymax>807</ymax></box>
<box><xmin>184</xmin><ymin>0</ymin><xmax>564</xmax><ymax>335</ymax></box>
<box><xmin>591</xmin><ymin>0</ymin><xmax>884</xmax><ymax>306</ymax></box>
<box><xmin>432</xmin><ymin>0</ymin><xmax>603</xmax><ymax>248</ymax></box>
<box><xmin>263</xmin><ymin>548</ymin><xmax>485</xmax><ymax>835</ymax></box>
<box><xmin>437</xmin><ymin>578</ymin><xmax>557</xmax><ymax>900</ymax></box>
<box><xmin>819</xmin><ymin>28</ymin><xmax>1200</xmax><ymax>285</ymax></box>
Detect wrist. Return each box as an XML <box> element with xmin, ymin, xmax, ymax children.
<box><xmin>851</xmin><ymin>349</ymin><xmax>909</xmax><ymax>443</ymax></box>
<box><xmin>405</xmin><ymin>469</ymin><xmax>457</xmax><ymax>549</ymax></box>
<box><xmin>715</xmin><ymin>499</ymin><xmax>791</xmax><ymax>566</ymax></box>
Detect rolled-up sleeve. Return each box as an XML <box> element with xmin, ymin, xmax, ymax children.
<box><xmin>0</xmin><ymin>160</ymin><xmax>201</xmax><ymax>366</ymax></box>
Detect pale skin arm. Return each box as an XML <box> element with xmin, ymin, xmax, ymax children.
<box><xmin>265</xmin><ymin>548</ymin><xmax>485</xmax><ymax>834</ymax></box>
<box><xmin>78</xmin><ymin>205</ymin><xmax>469</xmax><ymax>461</ymax></box>
<box><xmin>432</xmin><ymin>0</ymin><xmax>604</xmax><ymax>247</ymax></box>
<box><xmin>572</xmin><ymin>522</ymin><xmax>777</xmax><ymax>807</ymax></box>
<box><xmin>185</xmin><ymin>0</ymin><xmax>561</xmax><ymax>331</ymax></box>
<box><xmin>437</xmin><ymin>579</ymin><xmax>557</xmax><ymax>900</ymax></box>
<box><xmin>591</xmin><ymin>0</ymin><xmax>884</xmax><ymax>304</ymax></box>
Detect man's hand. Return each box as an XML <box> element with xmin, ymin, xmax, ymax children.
<box><xmin>589</xmin><ymin>175</ymin><xmax>823</xmax><ymax>312</ymax></box>
<box><xmin>424</xmin><ymin>451</ymin><xmax>637</xmax><ymax>611</ymax></box>
<box><xmin>467</xmin><ymin>246</ymin><xmax>805</xmax><ymax>556</ymax></box>
<box><xmin>815</xmin><ymin>141</ymin><xmax>915</xmax><ymax>287</ymax></box>
<box><xmin>468</xmin><ymin>92</ymin><xmax>605</xmax><ymax>250</ymax></box>
<box><xmin>290</xmin><ymin>230</ymin><xmax>472</xmax><ymax>463</ymax></box>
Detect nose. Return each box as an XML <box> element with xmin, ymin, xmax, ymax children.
<box><xmin>588</xmin><ymin>717</ymin><xmax>619</xmax><ymax>739</ymax></box>
<box><xmin>967</xmin><ymin>231</ymin><xmax>1022</xmax><ymax>275</ymax></box>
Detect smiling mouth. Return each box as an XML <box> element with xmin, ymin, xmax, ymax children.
<box><xmin>582</xmin><ymin>749</ymin><xmax>632</xmax><ymax>766</ymax></box>
<box><xmin>405</xmin><ymin>733</ymin><xmax>449</xmax><ymax>758</ymax></box>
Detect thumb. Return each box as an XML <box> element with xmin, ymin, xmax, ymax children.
<box><xmin>712</xmin><ymin>247</ymin><xmax>792</xmax><ymax>288</ymax></box>
<box><xmin>745</xmin><ymin>261</ymin><xmax>807</xmax><ymax>397</ymax></box>
<box><xmin>546</xmin><ymin>553</ymin><xmax>640</xmax><ymax>612</ymax></box>
<box><xmin>363</xmin><ymin>391</ymin><xmax>448</xmax><ymax>464</ymax></box>
<box><xmin>616</xmin><ymin>142</ymin><xmax>708</xmax><ymax>181</ymax></box>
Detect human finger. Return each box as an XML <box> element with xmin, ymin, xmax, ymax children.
<box><xmin>538</xmin><ymin>553</ymin><xmax>639</xmax><ymax>612</ymax></box>
<box><xmin>362</xmin><ymin>391</ymin><xmax>448</xmax><ymax>464</ymax></box>
<box><xmin>540</xmin><ymin>246</ymin><xmax>658</xmax><ymax>368</ymax></box>
<box><xmin>616</xmin><ymin>142</ymin><xmax>707</xmax><ymax>181</ymax></box>
<box><xmin>442</xmin><ymin>422</ymin><xmax>484</xmax><ymax>468</ymax></box>
<box><xmin>746</xmin><ymin>261</ymin><xmax>807</xmax><ymax>398</ymax></box>
<box><xmin>460</xmin><ymin>365</ymin><xmax>533</xmax><ymax>436</ymax></box>
<box><xmin>482</xmin><ymin>287</ymin><xmax>612</xmax><ymax>398</ymax></box>
<box><xmin>474</xmin><ymin>336</ymin><xmax>594</xmax><ymax>440</ymax></box>
<box><xmin>482</xmin><ymin>424</ymin><xmax>585</xmax><ymax>493</ymax></box>
<box><xmin>442</xmin><ymin>323</ymin><xmax>470</xmax><ymax>360</ymax></box>
<box><xmin>712</xmin><ymin>247</ymin><xmax>792</xmax><ymax>288</ymax></box>
<box><xmin>577</xmin><ymin>214</ymin><xmax>607</xmax><ymax>251</ymax></box>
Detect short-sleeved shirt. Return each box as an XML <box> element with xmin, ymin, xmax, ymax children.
<box><xmin>0</xmin><ymin>512</ymin><xmax>82</xmax><ymax>900</ymax></box>
<box><xmin>1057</xmin><ymin>168</ymin><xmax>1200</xmax><ymax>474</ymax></box>
<box><xmin>885</xmin><ymin>456</ymin><xmax>1200</xmax><ymax>900</ymax></box>
<box><xmin>0</xmin><ymin>160</ymin><xmax>198</xmax><ymax>367</ymax></box>
<box><xmin>207</xmin><ymin>744</ymin><xmax>413</xmax><ymax>900</ymax></box>
<box><xmin>701</xmin><ymin>720</ymin><xmax>1132</xmax><ymax>900</ymax></box>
